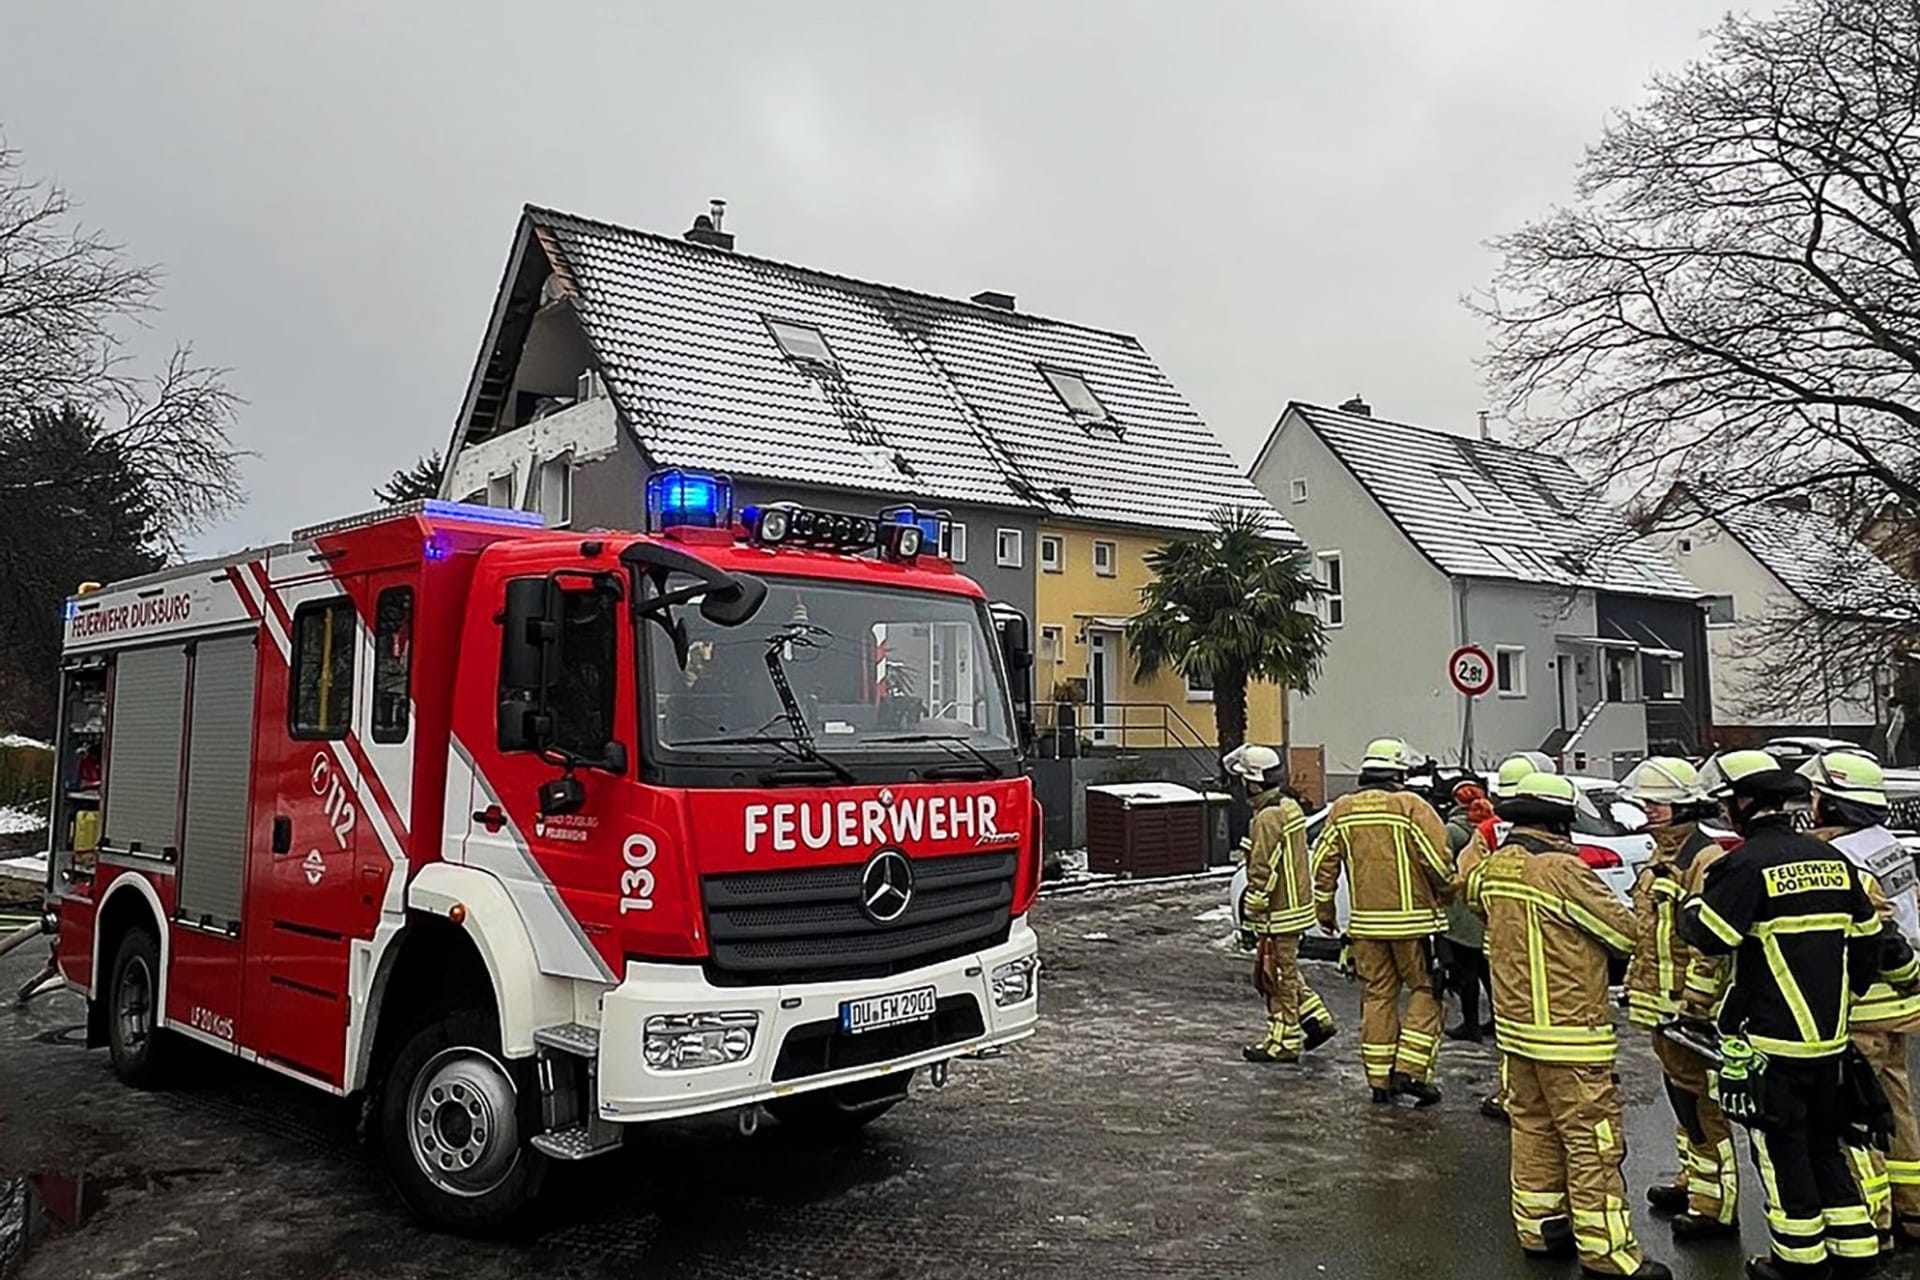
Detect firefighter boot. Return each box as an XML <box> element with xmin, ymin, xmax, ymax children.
<box><xmin>1392</xmin><ymin>1071</ymin><xmax>1443</xmax><ymax>1108</ymax></box>
<box><xmin>1242</xmin><ymin>1041</ymin><xmax>1299</xmax><ymax>1064</ymax></box>
<box><xmin>1646</xmin><ymin>1184</ymin><xmax>1689</xmax><ymax>1216</ymax></box>
<box><xmin>1669</xmin><ymin>1211</ymin><xmax>1739</xmax><ymax>1242</ymax></box>
<box><xmin>1302</xmin><ymin>1018</ymin><xmax>1337</xmax><ymax>1053</ymax></box>
<box><xmin>1590</xmin><ymin>1263</ymin><xmax>1672</xmax><ymax>1280</ymax></box>
<box><xmin>1526</xmin><ymin>1218</ymin><xmax>1577</xmax><ymax>1258</ymax></box>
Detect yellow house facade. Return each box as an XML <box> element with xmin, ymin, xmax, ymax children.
<box><xmin>1029</xmin><ymin>521</ymin><xmax>1286</xmax><ymax>752</ymax></box>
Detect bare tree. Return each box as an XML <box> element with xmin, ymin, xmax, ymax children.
<box><xmin>1478</xmin><ymin>0</ymin><xmax>1920</xmax><ymax>728</ymax></box>
<box><xmin>0</xmin><ymin>137</ymin><xmax>242</xmax><ymax>551</ymax></box>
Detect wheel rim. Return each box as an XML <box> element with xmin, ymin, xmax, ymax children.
<box><xmin>405</xmin><ymin>1046</ymin><xmax>520</xmax><ymax>1198</ymax></box>
<box><xmin>115</xmin><ymin>954</ymin><xmax>153</xmax><ymax>1054</ymax></box>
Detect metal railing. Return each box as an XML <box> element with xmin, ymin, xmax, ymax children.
<box><xmin>1031</xmin><ymin>702</ymin><xmax>1220</xmax><ymax>778</ymax></box>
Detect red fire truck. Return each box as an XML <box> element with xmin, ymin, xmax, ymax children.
<box><xmin>40</xmin><ymin>472</ymin><xmax>1041</xmax><ymax>1229</ymax></box>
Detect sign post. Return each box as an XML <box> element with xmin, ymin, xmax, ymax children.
<box><xmin>1449</xmin><ymin>644</ymin><xmax>1496</xmax><ymax>766</ymax></box>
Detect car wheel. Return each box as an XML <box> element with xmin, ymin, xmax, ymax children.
<box><xmin>380</xmin><ymin>1009</ymin><xmax>547</xmax><ymax>1232</ymax></box>
<box><xmin>106</xmin><ymin>926</ymin><xmax>172</xmax><ymax>1088</ymax></box>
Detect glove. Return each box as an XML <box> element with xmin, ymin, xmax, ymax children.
<box><xmin>1242</xmin><ymin>888</ymin><xmax>1269</xmax><ymax>921</ymax></box>
<box><xmin>1338</xmin><ymin>938</ymin><xmax>1357</xmax><ymax>981</ymax></box>
<box><xmin>1317</xmin><ymin>906</ymin><xmax>1338</xmax><ymax>935</ymax></box>
<box><xmin>1714</xmin><ymin>1037</ymin><xmax>1769</xmax><ymax>1128</ymax></box>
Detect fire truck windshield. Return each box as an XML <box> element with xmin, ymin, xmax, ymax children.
<box><xmin>646</xmin><ymin>576</ymin><xmax>1017</xmax><ymax>763</ymax></box>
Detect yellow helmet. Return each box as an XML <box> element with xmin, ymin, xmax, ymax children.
<box><xmin>1514</xmin><ymin>772</ymin><xmax>1578</xmax><ymax>809</ymax></box>
<box><xmin>1620</xmin><ymin>757</ymin><xmax>1702</xmax><ymax>805</ymax></box>
<box><xmin>1701</xmin><ymin>749</ymin><xmax>1804</xmax><ymax>801</ymax></box>
<box><xmin>1798</xmin><ymin>750</ymin><xmax>1887</xmax><ymax>808</ymax></box>
<box><xmin>1495</xmin><ymin>752</ymin><xmax>1557</xmax><ymax>797</ymax></box>
<box><xmin>1361</xmin><ymin>737</ymin><xmax>1416</xmax><ymax>772</ymax></box>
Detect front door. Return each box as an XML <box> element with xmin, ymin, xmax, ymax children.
<box><xmin>1088</xmin><ymin>629</ymin><xmax>1120</xmax><ymax>744</ymax></box>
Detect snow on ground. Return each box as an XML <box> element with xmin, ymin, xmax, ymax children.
<box><xmin>0</xmin><ymin>805</ymin><xmax>47</xmax><ymax>837</ymax></box>
<box><xmin>0</xmin><ymin>733</ymin><xmax>51</xmax><ymax>751</ymax></box>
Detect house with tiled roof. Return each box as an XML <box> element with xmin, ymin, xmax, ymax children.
<box><xmin>1250</xmin><ymin>400</ymin><xmax>1710</xmax><ymax>784</ymax></box>
<box><xmin>442</xmin><ymin>202</ymin><xmax>1293</xmax><ymax>755</ymax></box>
<box><xmin>1648</xmin><ymin>487</ymin><xmax>1920</xmax><ymax>751</ymax></box>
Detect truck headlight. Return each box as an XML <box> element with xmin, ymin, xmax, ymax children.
<box><xmin>990</xmin><ymin>956</ymin><xmax>1038</xmax><ymax>1008</ymax></box>
<box><xmin>643</xmin><ymin>1012</ymin><xmax>759</xmax><ymax>1070</ymax></box>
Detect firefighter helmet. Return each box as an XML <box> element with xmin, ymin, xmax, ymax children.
<box><xmin>1494</xmin><ymin>752</ymin><xmax>1557</xmax><ymax>797</ymax></box>
<box><xmin>1798</xmin><ymin>750</ymin><xmax>1887</xmax><ymax>808</ymax></box>
<box><xmin>1701</xmin><ymin>749</ymin><xmax>1809</xmax><ymax>802</ymax></box>
<box><xmin>1360</xmin><ymin>737</ymin><xmax>1416</xmax><ymax>772</ymax></box>
<box><xmin>1223</xmin><ymin>744</ymin><xmax>1285</xmax><ymax>789</ymax></box>
<box><xmin>1620</xmin><ymin>757</ymin><xmax>1703</xmax><ymax>805</ymax></box>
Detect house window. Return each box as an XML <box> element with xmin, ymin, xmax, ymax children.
<box><xmin>1659</xmin><ymin>657</ymin><xmax>1685</xmax><ymax>700</ymax></box>
<box><xmin>1441</xmin><ymin>477</ymin><xmax>1487</xmax><ymax>512</ymax></box>
<box><xmin>1678</xmin><ymin>537</ymin><xmax>1695</xmax><ymax>554</ymax></box>
<box><xmin>1093</xmin><ymin>540</ymin><xmax>1117</xmax><ymax>577</ymax></box>
<box><xmin>531</xmin><ymin>453</ymin><xmax>572</xmax><ymax>527</ymax></box>
<box><xmin>1290</xmin><ymin>477</ymin><xmax>1309</xmax><ymax>504</ymax></box>
<box><xmin>1316</xmin><ymin>552</ymin><xmax>1344</xmax><ymax>628</ymax></box>
<box><xmin>766</xmin><ymin>318</ymin><xmax>836</xmax><ymax>367</ymax></box>
<box><xmin>1185</xmin><ymin>664</ymin><xmax>1214</xmax><ymax>702</ymax></box>
<box><xmin>291</xmin><ymin>598</ymin><xmax>357</xmax><ymax>740</ymax></box>
<box><xmin>1040</xmin><ymin>625</ymin><xmax>1064</xmax><ymax>665</ymax></box>
<box><xmin>1040</xmin><ymin>367</ymin><xmax>1111</xmax><ymax>426</ymax></box>
<box><xmin>486</xmin><ymin>472</ymin><xmax>515</xmax><ymax>509</ymax></box>
<box><xmin>1040</xmin><ymin>535</ymin><xmax>1064</xmax><ymax>574</ymax></box>
<box><xmin>1496</xmin><ymin>645</ymin><xmax>1526</xmax><ymax>697</ymax></box>
<box><xmin>997</xmin><ymin>528</ymin><xmax>1023</xmax><ymax>568</ymax></box>
<box><xmin>942</xmin><ymin>522</ymin><xmax>968</xmax><ymax>563</ymax></box>
<box><xmin>1705</xmin><ymin>594</ymin><xmax>1737</xmax><ymax>627</ymax></box>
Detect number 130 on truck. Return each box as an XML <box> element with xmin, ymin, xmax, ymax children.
<box><xmin>36</xmin><ymin>470</ymin><xmax>1043</xmax><ymax>1230</ymax></box>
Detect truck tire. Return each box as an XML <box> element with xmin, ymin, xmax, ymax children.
<box><xmin>380</xmin><ymin>1010</ymin><xmax>547</xmax><ymax>1232</ymax></box>
<box><xmin>766</xmin><ymin>1069</ymin><xmax>913</xmax><ymax>1137</ymax></box>
<box><xmin>106</xmin><ymin>926</ymin><xmax>172</xmax><ymax>1087</ymax></box>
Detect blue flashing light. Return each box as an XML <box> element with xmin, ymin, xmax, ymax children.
<box><xmin>646</xmin><ymin>469</ymin><xmax>733</xmax><ymax>532</ymax></box>
<box><xmin>420</xmin><ymin>499</ymin><xmax>546</xmax><ymax>528</ymax></box>
<box><xmin>423</xmin><ymin>535</ymin><xmax>451</xmax><ymax>562</ymax></box>
<box><xmin>62</xmin><ymin>599</ymin><xmax>78</xmax><ymax>622</ymax></box>
<box><xmin>885</xmin><ymin>505</ymin><xmax>949</xmax><ymax>556</ymax></box>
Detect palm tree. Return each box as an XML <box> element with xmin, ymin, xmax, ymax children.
<box><xmin>1128</xmin><ymin>507</ymin><xmax>1327</xmax><ymax>765</ymax></box>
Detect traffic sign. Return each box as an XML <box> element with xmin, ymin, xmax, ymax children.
<box><xmin>1449</xmin><ymin>645</ymin><xmax>1496</xmax><ymax>698</ymax></box>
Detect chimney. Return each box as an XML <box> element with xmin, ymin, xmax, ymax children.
<box><xmin>1339</xmin><ymin>395</ymin><xmax>1372</xmax><ymax>417</ymax></box>
<box><xmin>971</xmin><ymin>290</ymin><xmax>1016</xmax><ymax>311</ymax></box>
<box><xmin>1477</xmin><ymin>409</ymin><xmax>1491</xmax><ymax>441</ymax></box>
<box><xmin>684</xmin><ymin>198</ymin><xmax>735</xmax><ymax>250</ymax></box>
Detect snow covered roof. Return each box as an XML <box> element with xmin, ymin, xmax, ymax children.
<box><xmin>1692</xmin><ymin>495</ymin><xmax>1920</xmax><ymax>621</ymax></box>
<box><xmin>1270</xmin><ymin>402</ymin><xmax>1701</xmax><ymax>599</ymax></box>
<box><xmin>453</xmin><ymin>206</ymin><xmax>1294</xmax><ymax>540</ymax></box>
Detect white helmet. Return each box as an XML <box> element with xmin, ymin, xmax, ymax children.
<box><xmin>1620</xmin><ymin>757</ymin><xmax>1703</xmax><ymax>805</ymax></box>
<box><xmin>1223</xmin><ymin>744</ymin><xmax>1283</xmax><ymax>783</ymax></box>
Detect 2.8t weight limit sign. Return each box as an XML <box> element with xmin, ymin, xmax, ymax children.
<box><xmin>1449</xmin><ymin>645</ymin><xmax>1496</xmax><ymax>698</ymax></box>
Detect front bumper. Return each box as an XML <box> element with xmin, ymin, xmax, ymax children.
<box><xmin>596</xmin><ymin>916</ymin><xmax>1039</xmax><ymax>1123</ymax></box>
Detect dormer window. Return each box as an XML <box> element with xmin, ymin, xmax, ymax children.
<box><xmin>1441</xmin><ymin>477</ymin><xmax>1487</xmax><ymax>513</ymax></box>
<box><xmin>1041</xmin><ymin>366</ymin><xmax>1117</xmax><ymax>432</ymax></box>
<box><xmin>766</xmin><ymin>318</ymin><xmax>836</xmax><ymax>368</ymax></box>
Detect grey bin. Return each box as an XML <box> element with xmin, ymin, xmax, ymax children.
<box><xmin>1084</xmin><ymin>782</ymin><xmax>1211</xmax><ymax>878</ymax></box>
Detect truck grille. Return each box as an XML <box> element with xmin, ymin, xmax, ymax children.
<box><xmin>701</xmin><ymin>850</ymin><xmax>1016</xmax><ymax>984</ymax></box>
<box><xmin>772</xmin><ymin>994</ymin><xmax>986</xmax><ymax>1081</ymax></box>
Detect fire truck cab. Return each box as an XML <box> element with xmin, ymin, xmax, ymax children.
<box><xmin>44</xmin><ymin>473</ymin><xmax>1041</xmax><ymax>1229</ymax></box>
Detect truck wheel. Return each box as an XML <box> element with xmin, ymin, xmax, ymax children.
<box><xmin>380</xmin><ymin>1010</ymin><xmax>547</xmax><ymax>1232</ymax></box>
<box><xmin>767</xmin><ymin>1070</ymin><xmax>914</xmax><ymax>1137</ymax></box>
<box><xmin>106</xmin><ymin>926</ymin><xmax>172</xmax><ymax>1087</ymax></box>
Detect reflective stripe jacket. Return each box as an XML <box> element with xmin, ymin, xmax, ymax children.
<box><xmin>1622</xmin><ymin>823</ymin><xmax>1726</xmax><ymax>1029</ymax></box>
<box><xmin>1816</xmin><ymin>824</ymin><xmax>1920</xmax><ymax>1031</ymax></box>
<box><xmin>1461</xmin><ymin>826</ymin><xmax>1638</xmax><ymax>1064</ymax></box>
<box><xmin>1679</xmin><ymin>814</ymin><xmax>1920</xmax><ymax>1061</ymax></box>
<box><xmin>1240</xmin><ymin>790</ymin><xmax>1315</xmax><ymax>936</ymax></box>
<box><xmin>1312</xmin><ymin>785</ymin><xmax>1453</xmax><ymax>938</ymax></box>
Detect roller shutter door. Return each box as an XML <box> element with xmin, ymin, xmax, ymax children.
<box><xmin>179</xmin><ymin>633</ymin><xmax>258</xmax><ymax>928</ymax></box>
<box><xmin>102</xmin><ymin>646</ymin><xmax>188</xmax><ymax>855</ymax></box>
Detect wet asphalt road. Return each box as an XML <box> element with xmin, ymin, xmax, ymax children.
<box><xmin>4</xmin><ymin>879</ymin><xmax>1920</xmax><ymax>1279</ymax></box>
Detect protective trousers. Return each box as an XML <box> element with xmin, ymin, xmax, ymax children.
<box><xmin>1845</xmin><ymin>1028</ymin><xmax>1920</xmax><ymax>1241</ymax></box>
<box><xmin>1352</xmin><ymin>937</ymin><xmax>1440</xmax><ymax>1087</ymax></box>
<box><xmin>1252</xmin><ymin>934</ymin><xmax>1331</xmax><ymax>1055</ymax></box>
<box><xmin>1505</xmin><ymin>1055</ymin><xmax>1645</xmax><ymax>1276</ymax></box>
<box><xmin>1651</xmin><ymin>1033</ymin><xmax>1738</xmax><ymax>1225</ymax></box>
<box><xmin>1750</xmin><ymin>1057</ymin><xmax>1880</xmax><ymax>1275</ymax></box>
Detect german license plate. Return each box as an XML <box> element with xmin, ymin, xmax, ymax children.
<box><xmin>840</xmin><ymin>985</ymin><xmax>938</xmax><ymax>1034</ymax></box>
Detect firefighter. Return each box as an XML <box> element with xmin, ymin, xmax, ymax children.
<box><xmin>1460</xmin><ymin>773</ymin><xmax>1665</xmax><ymax>1278</ymax></box>
<box><xmin>1801</xmin><ymin>750</ymin><xmax>1920</xmax><ymax>1250</ymax></box>
<box><xmin>1312</xmin><ymin>736</ymin><xmax>1453</xmax><ymax>1106</ymax></box>
<box><xmin>1468</xmin><ymin>753</ymin><xmax>1557</xmax><ymax>1122</ymax></box>
<box><xmin>1679</xmin><ymin>750</ymin><xmax>1920</xmax><ymax>1280</ymax></box>
<box><xmin>1619</xmin><ymin>756</ymin><xmax>1740</xmax><ymax>1240</ymax></box>
<box><xmin>1227</xmin><ymin>746</ymin><xmax>1336</xmax><ymax>1063</ymax></box>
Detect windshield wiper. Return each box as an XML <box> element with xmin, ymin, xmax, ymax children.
<box><xmin>755</xmin><ymin>625</ymin><xmax>856</xmax><ymax>784</ymax></box>
<box><xmin>672</xmin><ymin>732</ymin><xmax>858</xmax><ymax>785</ymax></box>
<box><xmin>864</xmin><ymin>732</ymin><xmax>1005</xmax><ymax>779</ymax></box>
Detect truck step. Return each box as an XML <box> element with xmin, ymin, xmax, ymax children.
<box><xmin>530</xmin><ymin>1121</ymin><xmax>622</xmax><ymax>1161</ymax></box>
<box><xmin>533</xmin><ymin>1022</ymin><xmax>600</xmax><ymax>1058</ymax></box>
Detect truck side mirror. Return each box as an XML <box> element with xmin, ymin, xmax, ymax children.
<box><xmin>992</xmin><ymin>605</ymin><xmax>1035</xmax><ymax>746</ymax></box>
<box><xmin>501</xmin><ymin>578</ymin><xmax>560</xmax><ymax>692</ymax></box>
<box><xmin>699</xmin><ymin>572</ymin><xmax>767</xmax><ymax>626</ymax></box>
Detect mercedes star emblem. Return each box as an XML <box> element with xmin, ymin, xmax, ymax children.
<box><xmin>860</xmin><ymin>849</ymin><xmax>915</xmax><ymax>924</ymax></box>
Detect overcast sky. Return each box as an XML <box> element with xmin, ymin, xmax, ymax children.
<box><xmin>3</xmin><ymin>0</ymin><xmax>1768</xmax><ymax>556</ymax></box>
